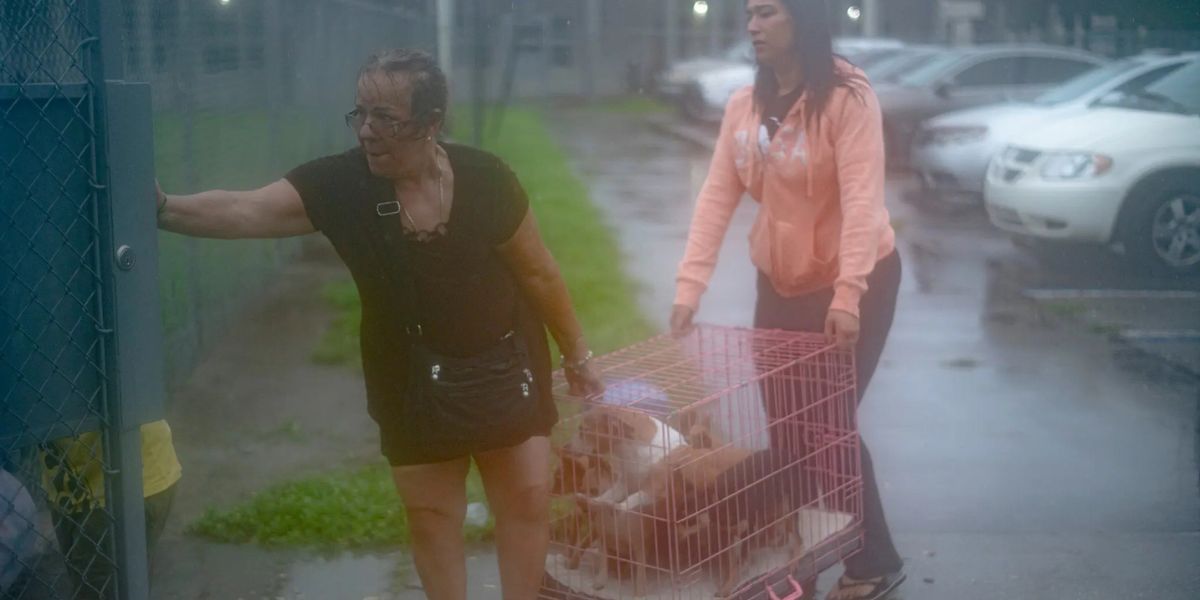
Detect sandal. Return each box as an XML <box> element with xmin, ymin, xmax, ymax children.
<box><xmin>823</xmin><ymin>571</ymin><xmax>906</xmax><ymax>600</ymax></box>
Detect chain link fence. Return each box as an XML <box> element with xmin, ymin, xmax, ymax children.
<box><xmin>120</xmin><ymin>0</ymin><xmax>434</xmax><ymax>384</ymax></box>
<box><xmin>2</xmin><ymin>1</ymin><xmax>128</xmax><ymax>598</ymax></box>
<box><xmin>3</xmin><ymin>1</ymin><xmax>432</xmax><ymax>598</ymax></box>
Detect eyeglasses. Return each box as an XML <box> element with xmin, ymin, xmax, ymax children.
<box><xmin>344</xmin><ymin>108</ymin><xmax>419</xmax><ymax>138</ymax></box>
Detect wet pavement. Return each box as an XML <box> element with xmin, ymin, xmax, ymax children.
<box><xmin>546</xmin><ymin>108</ymin><xmax>1200</xmax><ymax>599</ymax></box>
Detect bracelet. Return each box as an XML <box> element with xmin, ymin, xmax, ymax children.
<box><xmin>561</xmin><ymin>350</ymin><xmax>594</xmax><ymax>373</ymax></box>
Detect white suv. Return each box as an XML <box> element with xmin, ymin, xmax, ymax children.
<box><xmin>984</xmin><ymin>59</ymin><xmax>1200</xmax><ymax>274</ymax></box>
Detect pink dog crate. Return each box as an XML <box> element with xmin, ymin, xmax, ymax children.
<box><xmin>542</xmin><ymin>325</ymin><xmax>864</xmax><ymax>600</ymax></box>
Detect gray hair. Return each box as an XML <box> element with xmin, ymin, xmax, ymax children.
<box><xmin>359</xmin><ymin>48</ymin><xmax>447</xmax><ymax>130</ymax></box>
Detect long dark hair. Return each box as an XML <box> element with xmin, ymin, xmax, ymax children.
<box><xmin>752</xmin><ymin>0</ymin><xmax>864</xmax><ymax>127</ymax></box>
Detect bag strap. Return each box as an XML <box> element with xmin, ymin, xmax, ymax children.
<box><xmin>358</xmin><ymin>179</ymin><xmax>425</xmax><ymax>337</ymax></box>
<box><xmin>356</xmin><ymin>177</ymin><xmax>522</xmax><ymax>342</ymax></box>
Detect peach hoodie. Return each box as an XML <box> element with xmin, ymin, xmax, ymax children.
<box><xmin>675</xmin><ymin>64</ymin><xmax>895</xmax><ymax>318</ymax></box>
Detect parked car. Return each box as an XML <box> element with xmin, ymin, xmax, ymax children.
<box><xmin>656</xmin><ymin>41</ymin><xmax>752</xmax><ymax>99</ymax></box>
<box><xmin>681</xmin><ymin>38</ymin><xmax>911</xmax><ymax>123</ymax></box>
<box><xmin>833</xmin><ymin>37</ymin><xmax>906</xmax><ymax>64</ymax></box>
<box><xmin>681</xmin><ymin>63</ymin><xmax>754</xmax><ymax>122</ymax></box>
<box><xmin>984</xmin><ymin>58</ymin><xmax>1200</xmax><ymax>274</ymax></box>
<box><xmin>834</xmin><ymin>37</ymin><xmax>906</xmax><ymax>71</ymax></box>
<box><xmin>864</xmin><ymin>46</ymin><xmax>947</xmax><ymax>84</ymax></box>
<box><xmin>912</xmin><ymin>52</ymin><xmax>1198</xmax><ymax>204</ymax></box>
<box><xmin>876</xmin><ymin>44</ymin><xmax>1107</xmax><ymax>168</ymax></box>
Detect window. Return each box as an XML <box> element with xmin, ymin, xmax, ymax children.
<box><xmin>1032</xmin><ymin>58</ymin><xmax>1143</xmax><ymax>105</ymax></box>
<box><xmin>1113</xmin><ymin>63</ymin><xmax>1187</xmax><ymax>94</ymax></box>
<box><xmin>952</xmin><ymin>57</ymin><xmax>1022</xmax><ymax>87</ymax></box>
<box><xmin>1022</xmin><ymin>57</ymin><xmax>1097</xmax><ymax>85</ymax></box>
<box><xmin>549</xmin><ymin>16</ymin><xmax>574</xmax><ymax>67</ymax></box>
<box><xmin>1142</xmin><ymin>60</ymin><xmax>1200</xmax><ymax>114</ymax></box>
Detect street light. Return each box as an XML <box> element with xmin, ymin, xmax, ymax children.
<box><xmin>219</xmin><ymin>0</ymin><xmax>231</xmax><ymax>5</ymax></box>
<box><xmin>847</xmin><ymin>6</ymin><xmax>862</xmax><ymax>21</ymax></box>
<box><xmin>693</xmin><ymin>1</ymin><xmax>709</xmax><ymax>18</ymax></box>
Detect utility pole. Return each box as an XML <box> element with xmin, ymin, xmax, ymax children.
<box><xmin>707</xmin><ymin>0</ymin><xmax>723</xmax><ymax>54</ymax></box>
<box><xmin>436</xmin><ymin>0</ymin><xmax>454</xmax><ymax>77</ymax></box>
<box><xmin>470</xmin><ymin>0</ymin><xmax>485</xmax><ymax>145</ymax></box>
<box><xmin>584</xmin><ymin>0</ymin><xmax>601</xmax><ymax>98</ymax></box>
<box><xmin>862</xmin><ymin>0</ymin><xmax>882</xmax><ymax>37</ymax></box>
<box><xmin>664</xmin><ymin>0</ymin><xmax>679</xmax><ymax>66</ymax></box>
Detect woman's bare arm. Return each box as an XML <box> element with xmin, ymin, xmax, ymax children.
<box><xmin>157</xmin><ymin>178</ymin><xmax>315</xmax><ymax>239</ymax></box>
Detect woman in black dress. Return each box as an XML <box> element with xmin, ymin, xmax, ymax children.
<box><xmin>157</xmin><ymin>49</ymin><xmax>603</xmax><ymax>600</ymax></box>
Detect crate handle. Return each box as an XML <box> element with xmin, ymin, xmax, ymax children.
<box><xmin>767</xmin><ymin>575</ymin><xmax>806</xmax><ymax>600</ymax></box>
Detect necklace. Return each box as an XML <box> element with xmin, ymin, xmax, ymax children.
<box><xmin>399</xmin><ymin>158</ymin><xmax>445</xmax><ymax>231</ymax></box>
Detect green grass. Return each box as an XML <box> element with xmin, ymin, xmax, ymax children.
<box><xmin>589</xmin><ymin>96</ymin><xmax>671</xmax><ymax>115</ymax></box>
<box><xmin>311</xmin><ymin>281</ymin><xmax>364</xmax><ymax>367</ymax></box>
<box><xmin>1042</xmin><ymin>300</ymin><xmax>1088</xmax><ymax>319</ymax></box>
<box><xmin>313</xmin><ymin>107</ymin><xmax>655</xmax><ymax>365</ymax></box>
<box><xmin>188</xmin><ymin>463</ymin><xmax>492</xmax><ymax>550</ymax></box>
<box><xmin>1089</xmin><ymin>323</ymin><xmax>1123</xmax><ymax>337</ymax></box>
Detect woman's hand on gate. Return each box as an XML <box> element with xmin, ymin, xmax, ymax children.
<box><xmin>824</xmin><ymin>309</ymin><xmax>859</xmax><ymax>350</ymax></box>
<box><xmin>565</xmin><ymin>360</ymin><xmax>605</xmax><ymax>400</ymax></box>
<box><xmin>154</xmin><ymin>180</ymin><xmax>167</xmax><ymax>218</ymax></box>
<box><xmin>670</xmin><ymin>304</ymin><xmax>696</xmax><ymax>338</ymax></box>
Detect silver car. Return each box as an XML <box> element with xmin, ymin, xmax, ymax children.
<box><xmin>681</xmin><ymin>38</ymin><xmax>910</xmax><ymax>123</ymax></box>
<box><xmin>864</xmin><ymin>46</ymin><xmax>947</xmax><ymax>85</ymax></box>
<box><xmin>911</xmin><ymin>52</ymin><xmax>1199</xmax><ymax>203</ymax></box>
<box><xmin>657</xmin><ymin>42</ymin><xmax>753</xmax><ymax>100</ymax></box>
<box><xmin>876</xmin><ymin>44</ymin><xmax>1107</xmax><ymax>168</ymax></box>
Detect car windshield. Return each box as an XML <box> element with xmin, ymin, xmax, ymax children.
<box><xmin>1032</xmin><ymin>58</ymin><xmax>1146</xmax><ymax>105</ymax></box>
<box><xmin>1095</xmin><ymin>59</ymin><xmax>1200</xmax><ymax>115</ymax></box>
<box><xmin>895</xmin><ymin>52</ymin><xmax>964</xmax><ymax>87</ymax></box>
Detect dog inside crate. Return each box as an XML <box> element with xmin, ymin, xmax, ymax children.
<box><xmin>544</xmin><ymin>393</ymin><xmax>854</xmax><ymax>595</ymax></box>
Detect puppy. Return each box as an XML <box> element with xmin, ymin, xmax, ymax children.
<box><xmin>575</xmin><ymin>407</ymin><xmax>688</xmax><ymax>510</ymax></box>
<box><xmin>550</xmin><ymin>446</ymin><xmax>616</xmax><ymax>569</ymax></box>
<box><xmin>579</xmin><ymin>494</ymin><xmax>674</xmax><ymax>597</ymax></box>
<box><xmin>551</xmin><ymin>445</ymin><xmax>614</xmax><ymax>497</ymax></box>
<box><xmin>677</xmin><ymin>448</ymin><xmax>807</xmax><ymax>597</ymax></box>
<box><xmin>652</xmin><ymin>412</ymin><xmax>755</xmax><ymax>502</ymax></box>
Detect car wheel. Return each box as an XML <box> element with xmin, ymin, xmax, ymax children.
<box><xmin>1126</xmin><ymin>186</ymin><xmax>1200</xmax><ymax>276</ymax></box>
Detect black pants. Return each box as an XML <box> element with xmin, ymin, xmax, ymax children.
<box><xmin>754</xmin><ymin>251</ymin><xmax>903</xmax><ymax>579</ymax></box>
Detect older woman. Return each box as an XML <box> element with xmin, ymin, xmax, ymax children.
<box><xmin>157</xmin><ymin>49</ymin><xmax>603</xmax><ymax>600</ymax></box>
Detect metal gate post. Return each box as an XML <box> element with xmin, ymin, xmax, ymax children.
<box><xmin>89</xmin><ymin>1</ymin><xmax>168</xmax><ymax>598</ymax></box>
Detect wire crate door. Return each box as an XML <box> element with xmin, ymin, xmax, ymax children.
<box><xmin>543</xmin><ymin>325</ymin><xmax>864</xmax><ymax>600</ymax></box>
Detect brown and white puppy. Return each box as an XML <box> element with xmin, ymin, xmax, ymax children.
<box><xmin>572</xmin><ymin>413</ymin><xmax>770</xmax><ymax>595</ymax></box>
<box><xmin>677</xmin><ymin>448</ymin><xmax>807</xmax><ymax>597</ymax></box>
<box><xmin>550</xmin><ymin>445</ymin><xmax>615</xmax><ymax>569</ymax></box>
<box><xmin>638</xmin><ymin>412</ymin><xmax>756</xmax><ymax>506</ymax></box>
<box><xmin>574</xmin><ymin>407</ymin><xmax>689</xmax><ymax>510</ymax></box>
<box><xmin>578</xmin><ymin>494</ymin><xmax>675</xmax><ymax>596</ymax></box>
<box><xmin>551</xmin><ymin>445</ymin><xmax>614</xmax><ymax>497</ymax></box>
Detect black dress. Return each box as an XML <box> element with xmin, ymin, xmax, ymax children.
<box><xmin>286</xmin><ymin>143</ymin><xmax>557</xmax><ymax>465</ymax></box>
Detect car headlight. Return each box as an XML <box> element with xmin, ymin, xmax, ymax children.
<box><xmin>1039</xmin><ymin>153</ymin><xmax>1113</xmax><ymax>180</ymax></box>
<box><xmin>918</xmin><ymin>125</ymin><xmax>988</xmax><ymax>146</ymax></box>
